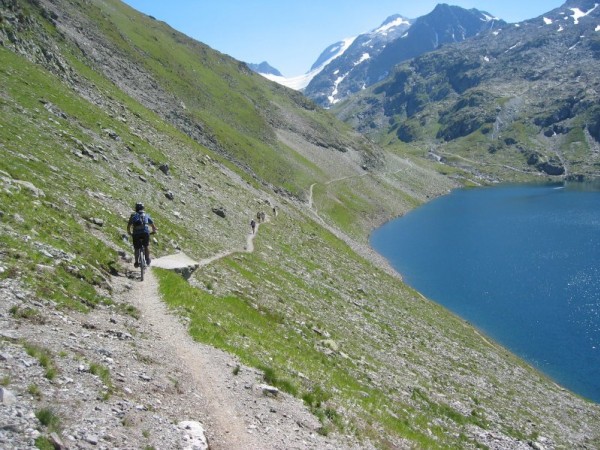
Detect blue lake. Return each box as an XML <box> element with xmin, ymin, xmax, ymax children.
<box><xmin>371</xmin><ymin>183</ymin><xmax>600</xmax><ymax>402</ymax></box>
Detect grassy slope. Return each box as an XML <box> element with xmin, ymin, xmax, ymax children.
<box><xmin>1</xmin><ymin>1</ymin><xmax>599</xmax><ymax>448</ymax></box>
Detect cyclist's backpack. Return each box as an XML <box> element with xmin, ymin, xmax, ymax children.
<box><xmin>132</xmin><ymin>212</ymin><xmax>147</xmax><ymax>232</ymax></box>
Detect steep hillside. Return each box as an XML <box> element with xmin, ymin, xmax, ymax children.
<box><xmin>1</xmin><ymin>0</ymin><xmax>599</xmax><ymax>449</ymax></box>
<box><xmin>334</xmin><ymin>0</ymin><xmax>600</xmax><ymax>183</ymax></box>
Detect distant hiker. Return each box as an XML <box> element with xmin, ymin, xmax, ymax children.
<box><xmin>250</xmin><ymin>218</ymin><xmax>256</xmax><ymax>234</ymax></box>
<box><xmin>127</xmin><ymin>202</ymin><xmax>158</xmax><ymax>267</ymax></box>
<box><xmin>257</xmin><ymin>211</ymin><xmax>266</xmax><ymax>223</ymax></box>
<box><xmin>272</xmin><ymin>205</ymin><xmax>278</xmax><ymax>217</ymax></box>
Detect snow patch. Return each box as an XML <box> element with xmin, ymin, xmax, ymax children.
<box><xmin>569</xmin><ymin>4</ymin><xmax>598</xmax><ymax>24</ymax></box>
<box><xmin>481</xmin><ymin>13</ymin><xmax>499</xmax><ymax>22</ymax></box>
<box><xmin>328</xmin><ymin>73</ymin><xmax>348</xmax><ymax>105</ymax></box>
<box><xmin>355</xmin><ymin>53</ymin><xmax>370</xmax><ymax>65</ymax></box>
<box><xmin>596</xmin><ymin>25</ymin><xmax>600</xmax><ymax>31</ymax></box>
<box><xmin>543</xmin><ymin>17</ymin><xmax>553</xmax><ymax>25</ymax></box>
<box><xmin>374</xmin><ymin>17</ymin><xmax>410</xmax><ymax>35</ymax></box>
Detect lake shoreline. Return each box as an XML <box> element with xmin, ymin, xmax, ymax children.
<box><xmin>370</xmin><ymin>182</ymin><xmax>600</xmax><ymax>404</ymax></box>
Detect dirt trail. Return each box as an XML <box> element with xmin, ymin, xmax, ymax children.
<box><xmin>126</xmin><ymin>268</ymin><xmax>265</xmax><ymax>450</ymax></box>
<box><xmin>128</xmin><ymin>229</ymin><xmax>262</xmax><ymax>449</ymax></box>
<box><xmin>121</xmin><ymin>223</ymin><xmax>339</xmax><ymax>449</ymax></box>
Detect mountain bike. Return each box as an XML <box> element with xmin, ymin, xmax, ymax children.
<box><xmin>133</xmin><ymin>232</ymin><xmax>155</xmax><ymax>281</ymax></box>
<box><xmin>136</xmin><ymin>243</ymin><xmax>147</xmax><ymax>281</ymax></box>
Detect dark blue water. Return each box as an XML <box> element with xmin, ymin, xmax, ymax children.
<box><xmin>371</xmin><ymin>183</ymin><xmax>600</xmax><ymax>402</ymax></box>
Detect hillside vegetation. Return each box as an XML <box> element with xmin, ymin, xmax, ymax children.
<box><xmin>1</xmin><ymin>0</ymin><xmax>599</xmax><ymax>448</ymax></box>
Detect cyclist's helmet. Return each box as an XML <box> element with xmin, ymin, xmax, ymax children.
<box><xmin>135</xmin><ymin>202</ymin><xmax>144</xmax><ymax>212</ymax></box>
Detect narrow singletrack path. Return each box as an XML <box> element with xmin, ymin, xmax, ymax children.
<box><xmin>119</xmin><ymin>222</ymin><xmax>331</xmax><ymax>450</ymax></box>
<box><xmin>125</xmin><ymin>268</ymin><xmax>266</xmax><ymax>449</ymax></box>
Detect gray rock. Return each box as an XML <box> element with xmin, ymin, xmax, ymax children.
<box><xmin>159</xmin><ymin>163</ymin><xmax>170</xmax><ymax>175</ymax></box>
<box><xmin>212</xmin><ymin>207</ymin><xmax>226</xmax><ymax>218</ymax></box>
<box><xmin>89</xmin><ymin>217</ymin><xmax>104</xmax><ymax>226</ymax></box>
<box><xmin>179</xmin><ymin>421</ymin><xmax>209</xmax><ymax>450</ymax></box>
<box><xmin>0</xmin><ymin>387</ymin><xmax>17</xmax><ymax>405</ymax></box>
<box><xmin>50</xmin><ymin>432</ymin><xmax>66</xmax><ymax>449</ymax></box>
<box><xmin>85</xmin><ymin>434</ymin><xmax>99</xmax><ymax>445</ymax></box>
<box><xmin>13</xmin><ymin>179</ymin><xmax>46</xmax><ymax>198</ymax></box>
<box><xmin>258</xmin><ymin>384</ymin><xmax>279</xmax><ymax>396</ymax></box>
<box><xmin>104</xmin><ymin>129</ymin><xmax>120</xmax><ymax>140</ymax></box>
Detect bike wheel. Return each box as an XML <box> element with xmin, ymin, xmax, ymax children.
<box><xmin>140</xmin><ymin>246</ymin><xmax>146</xmax><ymax>281</ymax></box>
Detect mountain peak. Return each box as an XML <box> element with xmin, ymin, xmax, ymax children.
<box><xmin>247</xmin><ymin>61</ymin><xmax>282</xmax><ymax>77</ymax></box>
<box><xmin>303</xmin><ymin>4</ymin><xmax>504</xmax><ymax>107</ymax></box>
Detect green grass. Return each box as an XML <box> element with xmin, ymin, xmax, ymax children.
<box><xmin>35</xmin><ymin>407</ymin><xmax>61</xmax><ymax>431</ymax></box>
<box><xmin>28</xmin><ymin>383</ymin><xmax>43</xmax><ymax>399</ymax></box>
<box><xmin>24</xmin><ymin>343</ymin><xmax>58</xmax><ymax>380</ymax></box>
<box><xmin>89</xmin><ymin>362</ymin><xmax>113</xmax><ymax>399</ymax></box>
<box><xmin>9</xmin><ymin>305</ymin><xmax>45</xmax><ymax>323</ymax></box>
<box><xmin>155</xmin><ymin>266</ymin><xmax>459</xmax><ymax>447</ymax></box>
<box><xmin>34</xmin><ymin>436</ymin><xmax>56</xmax><ymax>450</ymax></box>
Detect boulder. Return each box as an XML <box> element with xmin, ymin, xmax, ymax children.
<box><xmin>212</xmin><ymin>207</ymin><xmax>226</xmax><ymax>218</ymax></box>
<box><xmin>178</xmin><ymin>421</ymin><xmax>209</xmax><ymax>450</ymax></box>
<box><xmin>158</xmin><ymin>163</ymin><xmax>170</xmax><ymax>175</ymax></box>
<box><xmin>0</xmin><ymin>387</ymin><xmax>16</xmax><ymax>405</ymax></box>
<box><xmin>152</xmin><ymin>253</ymin><xmax>200</xmax><ymax>280</ymax></box>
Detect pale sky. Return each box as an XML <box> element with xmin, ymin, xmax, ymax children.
<box><xmin>121</xmin><ymin>1</ymin><xmax>566</xmax><ymax>77</ymax></box>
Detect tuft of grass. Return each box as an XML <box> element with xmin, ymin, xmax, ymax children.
<box><xmin>34</xmin><ymin>436</ymin><xmax>55</xmax><ymax>450</ymax></box>
<box><xmin>35</xmin><ymin>408</ymin><xmax>61</xmax><ymax>432</ymax></box>
<box><xmin>24</xmin><ymin>343</ymin><xmax>58</xmax><ymax>380</ymax></box>
<box><xmin>28</xmin><ymin>383</ymin><xmax>42</xmax><ymax>399</ymax></box>
<box><xmin>89</xmin><ymin>362</ymin><xmax>114</xmax><ymax>399</ymax></box>
<box><xmin>9</xmin><ymin>305</ymin><xmax>46</xmax><ymax>324</ymax></box>
<box><xmin>117</xmin><ymin>303</ymin><xmax>141</xmax><ymax>319</ymax></box>
<box><xmin>89</xmin><ymin>362</ymin><xmax>112</xmax><ymax>384</ymax></box>
<box><xmin>258</xmin><ymin>365</ymin><xmax>298</xmax><ymax>396</ymax></box>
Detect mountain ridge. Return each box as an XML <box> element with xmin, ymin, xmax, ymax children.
<box><xmin>332</xmin><ymin>0</ymin><xmax>600</xmax><ymax>182</ymax></box>
<box><xmin>251</xmin><ymin>4</ymin><xmax>506</xmax><ymax>109</ymax></box>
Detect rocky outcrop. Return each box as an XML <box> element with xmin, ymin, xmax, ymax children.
<box><xmin>152</xmin><ymin>253</ymin><xmax>199</xmax><ymax>280</ymax></box>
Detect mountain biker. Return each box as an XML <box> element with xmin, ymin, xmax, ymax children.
<box><xmin>127</xmin><ymin>202</ymin><xmax>158</xmax><ymax>267</ymax></box>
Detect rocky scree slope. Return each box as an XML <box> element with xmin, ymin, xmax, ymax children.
<box><xmin>1</xmin><ymin>0</ymin><xmax>600</xmax><ymax>449</ymax></box>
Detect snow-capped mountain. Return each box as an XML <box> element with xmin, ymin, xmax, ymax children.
<box><xmin>246</xmin><ymin>61</ymin><xmax>282</xmax><ymax>77</ymax></box>
<box><xmin>334</xmin><ymin>0</ymin><xmax>600</xmax><ymax>178</ymax></box>
<box><xmin>247</xmin><ymin>15</ymin><xmax>411</xmax><ymax>92</ymax></box>
<box><xmin>257</xmin><ymin>36</ymin><xmax>357</xmax><ymax>91</ymax></box>
<box><xmin>305</xmin><ymin>5</ymin><xmax>505</xmax><ymax>108</ymax></box>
